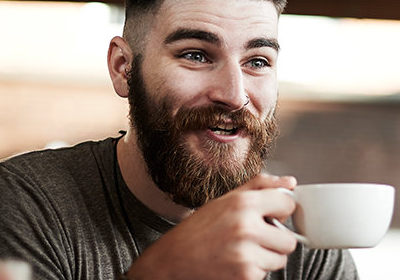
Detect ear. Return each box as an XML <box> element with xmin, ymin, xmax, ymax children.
<box><xmin>107</xmin><ymin>36</ymin><xmax>133</xmax><ymax>98</ymax></box>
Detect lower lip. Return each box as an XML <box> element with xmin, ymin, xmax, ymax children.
<box><xmin>206</xmin><ymin>129</ymin><xmax>241</xmax><ymax>143</ymax></box>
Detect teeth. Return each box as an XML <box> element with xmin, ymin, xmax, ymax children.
<box><xmin>210</xmin><ymin>123</ymin><xmax>237</xmax><ymax>135</ymax></box>
<box><xmin>214</xmin><ymin>130</ymin><xmax>232</xmax><ymax>135</ymax></box>
<box><xmin>216</xmin><ymin>123</ymin><xmax>234</xmax><ymax>130</ymax></box>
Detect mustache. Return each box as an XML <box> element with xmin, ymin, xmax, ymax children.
<box><xmin>170</xmin><ymin>105</ymin><xmax>271</xmax><ymax>138</ymax></box>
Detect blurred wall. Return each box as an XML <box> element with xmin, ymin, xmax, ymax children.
<box><xmin>269</xmin><ymin>99</ymin><xmax>400</xmax><ymax>228</ymax></box>
<box><xmin>0</xmin><ymin>80</ymin><xmax>128</xmax><ymax>159</ymax></box>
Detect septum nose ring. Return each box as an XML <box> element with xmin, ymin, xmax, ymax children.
<box><xmin>243</xmin><ymin>96</ymin><xmax>250</xmax><ymax>107</ymax></box>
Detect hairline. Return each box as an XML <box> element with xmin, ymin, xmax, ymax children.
<box><xmin>123</xmin><ymin>0</ymin><xmax>286</xmax><ymax>53</ymax></box>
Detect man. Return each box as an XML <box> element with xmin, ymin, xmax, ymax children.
<box><xmin>0</xmin><ymin>0</ymin><xmax>358</xmax><ymax>279</ymax></box>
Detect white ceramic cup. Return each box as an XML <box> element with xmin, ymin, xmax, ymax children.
<box><xmin>272</xmin><ymin>183</ymin><xmax>395</xmax><ymax>249</ymax></box>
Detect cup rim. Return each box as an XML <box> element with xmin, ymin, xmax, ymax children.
<box><xmin>297</xmin><ymin>183</ymin><xmax>394</xmax><ymax>191</ymax></box>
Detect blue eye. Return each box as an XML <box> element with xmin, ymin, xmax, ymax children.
<box><xmin>181</xmin><ymin>52</ymin><xmax>209</xmax><ymax>63</ymax></box>
<box><xmin>247</xmin><ymin>58</ymin><xmax>270</xmax><ymax>69</ymax></box>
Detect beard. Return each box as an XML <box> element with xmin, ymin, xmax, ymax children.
<box><xmin>127</xmin><ymin>55</ymin><xmax>279</xmax><ymax>209</ymax></box>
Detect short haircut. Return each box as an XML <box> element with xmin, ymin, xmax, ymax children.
<box><xmin>123</xmin><ymin>0</ymin><xmax>287</xmax><ymax>53</ymax></box>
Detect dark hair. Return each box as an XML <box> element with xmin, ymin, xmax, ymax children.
<box><xmin>125</xmin><ymin>0</ymin><xmax>159</xmax><ymax>10</ymax></box>
<box><xmin>125</xmin><ymin>0</ymin><xmax>287</xmax><ymax>15</ymax></box>
<box><xmin>123</xmin><ymin>0</ymin><xmax>287</xmax><ymax>51</ymax></box>
<box><xmin>122</xmin><ymin>0</ymin><xmax>163</xmax><ymax>51</ymax></box>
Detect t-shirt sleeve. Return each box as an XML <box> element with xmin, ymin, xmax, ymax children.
<box><xmin>0</xmin><ymin>163</ymin><xmax>72</xmax><ymax>280</ymax></box>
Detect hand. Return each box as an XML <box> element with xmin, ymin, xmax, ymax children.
<box><xmin>0</xmin><ymin>261</ymin><xmax>31</xmax><ymax>280</ymax></box>
<box><xmin>127</xmin><ymin>174</ymin><xmax>298</xmax><ymax>280</ymax></box>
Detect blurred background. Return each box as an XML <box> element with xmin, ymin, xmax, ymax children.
<box><xmin>0</xmin><ymin>0</ymin><xmax>399</xmax><ymax>279</ymax></box>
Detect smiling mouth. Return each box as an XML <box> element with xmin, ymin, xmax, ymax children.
<box><xmin>209</xmin><ymin>123</ymin><xmax>239</xmax><ymax>136</ymax></box>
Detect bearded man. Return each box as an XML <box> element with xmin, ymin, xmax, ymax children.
<box><xmin>0</xmin><ymin>0</ymin><xmax>359</xmax><ymax>279</ymax></box>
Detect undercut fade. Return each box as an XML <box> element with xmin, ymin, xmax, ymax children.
<box><xmin>123</xmin><ymin>0</ymin><xmax>163</xmax><ymax>52</ymax></box>
<box><xmin>123</xmin><ymin>0</ymin><xmax>287</xmax><ymax>52</ymax></box>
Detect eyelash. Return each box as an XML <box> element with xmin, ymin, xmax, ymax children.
<box><xmin>178</xmin><ymin>50</ymin><xmax>271</xmax><ymax>70</ymax></box>
<box><xmin>245</xmin><ymin>57</ymin><xmax>271</xmax><ymax>69</ymax></box>
<box><xmin>179</xmin><ymin>51</ymin><xmax>210</xmax><ymax>64</ymax></box>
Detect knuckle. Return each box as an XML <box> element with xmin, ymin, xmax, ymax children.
<box><xmin>229</xmin><ymin>214</ymin><xmax>261</xmax><ymax>243</ymax></box>
<box><xmin>236</xmin><ymin>263</ymin><xmax>260</xmax><ymax>280</ymax></box>
<box><xmin>288</xmin><ymin>235</ymin><xmax>298</xmax><ymax>252</ymax></box>
<box><xmin>287</xmin><ymin>196</ymin><xmax>296</xmax><ymax>212</ymax></box>
<box><xmin>231</xmin><ymin>244</ymin><xmax>256</xmax><ymax>266</ymax></box>
<box><xmin>230</xmin><ymin>247</ymin><xmax>265</xmax><ymax>280</ymax></box>
<box><xmin>234</xmin><ymin>221</ymin><xmax>256</xmax><ymax>241</ymax></box>
<box><xmin>282</xmin><ymin>233</ymin><xmax>298</xmax><ymax>253</ymax></box>
<box><xmin>260</xmin><ymin>174</ymin><xmax>280</xmax><ymax>186</ymax></box>
<box><xmin>277</xmin><ymin>255</ymin><xmax>289</xmax><ymax>270</ymax></box>
<box><xmin>252</xmin><ymin>173</ymin><xmax>279</xmax><ymax>189</ymax></box>
<box><xmin>281</xmin><ymin>176</ymin><xmax>297</xmax><ymax>188</ymax></box>
<box><xmin>269</xmin><ymin>255</ymin><xmax>288</xmax><ymax>272</ymax></box>
<box><xmin>230</xmin><ymin>192</ymin><xmax>255</xmax><ymax>211</ymax></box>
<box><xmin>280</xmin><ymin>194</ymin><xmax>296</xmax><ymax>215</ymax></box>
<box><xmin>259</xmin><ymin>173</ymin><xmax>279</xmax><ymax>181</ymax></box>
<box><xmin>231</xmin><ymin>246</ymin><xmax>247</xmax><ymax>264</ymax></box>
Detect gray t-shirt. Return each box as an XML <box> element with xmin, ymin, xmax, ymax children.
<box><xmin>0</xmin><ymin>137</ymin><xmax>358</xmax><ymax>279</ymax></box>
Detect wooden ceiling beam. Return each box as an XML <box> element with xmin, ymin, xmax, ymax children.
<box><xmin>284</xmin><ymin>0</ymin><xmax>400</xmax><ymax>20</ymax></box>
<box><xmin>12</xmin><ymin>0</ymin><xmax>400</xmax><ymax>20</ymax></box>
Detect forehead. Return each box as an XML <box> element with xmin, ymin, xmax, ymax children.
<box><xmin>151</xmin><ymin>0</ymin><xmax>279</xmax><ymax>43</ymax></box>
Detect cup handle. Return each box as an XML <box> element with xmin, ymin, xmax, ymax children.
<box><xmin>271</xmin><ymin>188</ymin><xmax>310</xmax><ymax>246</ymax></box>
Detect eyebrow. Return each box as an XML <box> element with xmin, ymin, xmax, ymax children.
<box><xmin>246</xmin><ymin>37</ymin><xmax>280</xmax><ymax>52</ymax></box>
<box><xmin>164</xmin><ymin>28</ymin><xmax>221</xmax><ymax>46</ymax></box>
<box><xmin>164</xmin><ymin>27</ymin><xmax>280</xmax><ymax>52</ymax></box>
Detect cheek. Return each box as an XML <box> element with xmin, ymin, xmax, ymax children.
<box><xmin>157</xmin><ymin>68</ymin><xmax>213</xmax><ymax>108</ymax></box>
<box><xmin>141</xmin><ymin>63</ymin><xmax>198</xmax><ymax>106</ymax></box>
<box><xmin>248</xmin><ymin>76</ymin><xmax>278</xmax><ymax>119</ymax></box>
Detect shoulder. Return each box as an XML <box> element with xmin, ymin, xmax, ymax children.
<box><xmin>0</xmin><ymin>138</ymin><xmax>118</xmax><ymax>214</ymax></box>
<box><xmin>0</xmin><ymin>136</ymin><xmax>126</xmax><ymax>278</ymax></box>
<box><xmin>0</xmin><ymin>137</ymin><xmax>119</xmax><ymax>245</ymax></box>
<box><xmin>1</xmin><ymin>138</ymin><xmax>115</xmax><ymax>183</ymax></box>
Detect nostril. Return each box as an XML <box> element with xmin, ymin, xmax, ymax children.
<box><xmin>209</xmin><ymin>95</ymin><xmax>249</xmax><ymax>111</ymax></box>
<box><xmin>243</xmin><ymin>95</ymin><xmax>250</xmax><ymax>107</ymax></box>
<box><xmin>212</xmin><ymin>100</ymin><xmax>232</xmax><ymax>108</ymax></box>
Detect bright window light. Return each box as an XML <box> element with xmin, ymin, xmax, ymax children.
<box><xmin>278</xmin><ymin>15</ymin><xmax>400</xmax><ymax>99</ymax></box>
<box><xmin>0</xmin><ymin>2</ymin><xmax>399</xmax><ymax>100</ymax></box>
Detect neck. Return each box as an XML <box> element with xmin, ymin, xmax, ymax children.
<box><xmin>117</xmin><ymin>128</ymin><xmax>194</xmax><ymax>223</ymax></box>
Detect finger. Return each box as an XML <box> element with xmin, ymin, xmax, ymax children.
<box><xmin>242</xmin><ymin>241</ymin><xmax>290</xmax><ymax>272</ymax></box>
<box><xmin>257</xmin><ymin>222</ymin><xmax>298</xmax><ymax>255</ymax></box>
<box><xmin>240</xmin><ymin>212</ymin><xmax>297</xmax><ymax>255</ymax></box>
<box><xmin>258</xmin><ymin>248</ymin><xmax>289</xmax><ymax>272</ymax></box>
<box><xmin>248</xmin><ymin>188</ymin><xmax>296</xmax><ymax>219</ymax></box>
<box><xmin>222</xmin><ymin>189</ymin><xmax>297</xmax><ymax>252</ymax></box>
<box><xmin>239</xmin><ymin>174</ymin><xmax>297</xmax><ymax>192</ymax></box>
<box><xmin>223</xmin><ymin>188</ymin><xmax>295</xmax><ymax>220</ymax></box>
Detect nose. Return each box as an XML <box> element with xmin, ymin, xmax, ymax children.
<box><xmin>208</xmin><ymin>62</ymin><xmax>248</xmax><ymax>110</ymax></box>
